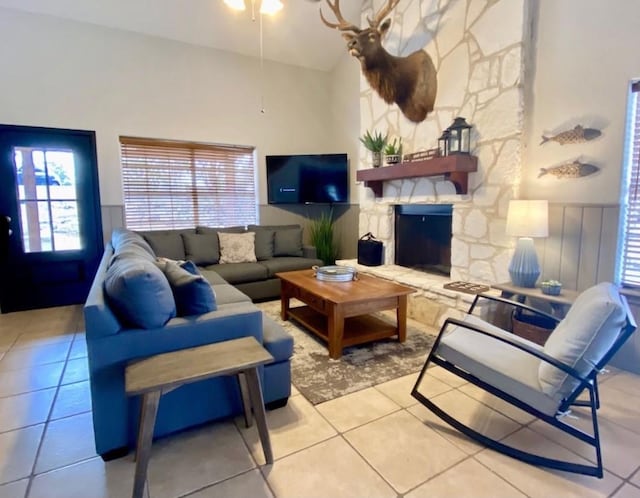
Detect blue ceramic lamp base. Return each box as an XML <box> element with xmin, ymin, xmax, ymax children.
<box><xmin>508</xmin><ymin>237</ymin><xmax>540</xmax><ymax>288</ymax></box>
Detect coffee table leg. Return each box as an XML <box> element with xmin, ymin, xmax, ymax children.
<box><xmin>280</xmin><ymin>283</ymin><xmax>290</xmax><ymax>321</ymax></box>
<box><xmin>328</xmin><ymin>304</ymin><xmax>344</xmax><ymax>359</ymax></box>
<box><xmin>397</xmin><ymin>295</ymin><xmax>407</xmax><ymax>343</ymax></box>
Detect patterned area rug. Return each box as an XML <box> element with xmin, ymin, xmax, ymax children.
<box><xmin>257</xmin><ymin>300</ymin><xmax>437</xmax><ymax>405</ymax></box>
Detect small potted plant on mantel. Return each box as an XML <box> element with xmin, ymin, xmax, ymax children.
<box><xmin>359</xmin><ymin>130</ymin><xmax>387</xmax><ymax>168</ymax></box>
<box><xmin>384</xmin><ymin>138</ymin><xmax>403</xmax><ymax>165</ymax></box>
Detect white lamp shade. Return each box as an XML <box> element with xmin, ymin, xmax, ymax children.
<box><xmin>506</xmin><ymin>200</ymin><xmax>549</xmax><ymax>238</ymax></box>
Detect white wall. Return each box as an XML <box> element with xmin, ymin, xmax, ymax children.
<box><xmin>0</xmin><ymin>7</ymin><xmax>335</xmax><ymax>206</ymax></box>
<box><xmin>329</xmin><ymin>51</ymin><xmax>361</xmax><ymax>204</ymax></box>
<box><xmin>522</xmin><ymin>0</ymin><xmax>640</xmax><ymax>203</ymax></box>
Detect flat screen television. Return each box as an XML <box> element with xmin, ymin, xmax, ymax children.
<box><xmin>266</xmin><ymin>153</ymin><xmax>349</xmax><ymax>204</ymax></box>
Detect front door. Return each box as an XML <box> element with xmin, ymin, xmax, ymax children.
<box><xmin>0</xmin><ymin>125</ymin><xmax>103</xmax><ymax>313</ymax></box>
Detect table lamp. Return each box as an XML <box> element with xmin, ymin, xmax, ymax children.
<box><xmin>506</xmin><ymin>200</ymin><xmax>549</xmax><ymax>288</ymax></box>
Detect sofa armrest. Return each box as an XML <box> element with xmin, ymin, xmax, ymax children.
<box><xmin>303</xmin><ymin>245</ymin><xmax>317</xmax><ymax>259</ymax></box>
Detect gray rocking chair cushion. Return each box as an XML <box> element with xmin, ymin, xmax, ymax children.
<box><xmin>438</xmin><ymin>314</ymin><xmax>560</xmax><ymax>416</ymax></box>
<box><xmin>539</xmin><ymin>282</ymin><xmax>627</xmax><ymax>399</ymax></box>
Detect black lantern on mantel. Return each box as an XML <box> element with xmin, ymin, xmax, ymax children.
<box><xmin>438</xmin><ymin>128</ymin><xmax>450</xmax><ymax>157</ymax></box>
<box><xmin>447</xmin><ymin>117</ymin><xmax>472</xmax><ymax>154</ymax></box>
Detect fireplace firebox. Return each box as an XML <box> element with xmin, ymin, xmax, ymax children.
<box><xmin>395</xmin><ymin>204</ymin><xmax>453</xmax><ymax>276</ymax></box>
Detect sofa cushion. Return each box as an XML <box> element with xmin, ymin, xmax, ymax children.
<box><xmin>142</xmin><ymin>233</ymin><xmax>186</xmax><ymax>260</ymax></box>
<box><xmin>198</xmin><ymin>269</ymin><xmax>227</xmax><ymax>285</ymax></box>
<box><xmin>262</xmin><ymin>315</ymin><xmax>294</xmax><ymax>362</ymax></box>
<box><xmin>182</xmin><ymin>233</ymin><xmax>219</xmax><ymax>265</ymax></box>
<box><xmin>111</xmin><ymin>242</ymin><xmax>156</xmax><ymax>265</ymax></box>
<box><xmin>196</xmin><ymin>225</ymin><xmax>246</xmax><ymax>235</ymax></box>
<box><xmin>111</xmin><ymin>228</ymin><xmax>155</xmax><ymax>256</ymax></box>
<box><xmin>206</xmin><ymin>262</ymin><xmax>269</xmax><ymax>285</ymax></box>
<box><xmin>104</xmin><ymin>256</ymin><xmax>176</xmax><ymax>329</ymax></box>
<box><xmin>161</xmin><ymin>261</ymin><xmax>217</xmax><ymax>316</ymax></box>
<box><xmin>260</xmin><ymin>257</ymin><xmax>324</xmax><ymax>277</ymax></box>
<box><xmin>212</xmin><ymin>283</ymin><xmax>253</xmax><ymax>305</ymax></box>
<box><xmin>248</xmin><ymin>224</ymin><xmax>303</xmax><ymax>257</ymax></box>
<box><xmin>249</xmin><ymin>229</ymin><xmax>275</xmax><ymax>260</ymax></box>
<box><xmin>275</xmin><ymin>228</ymin><xmax>303</xmax><ymax>257</ymax></box>
<box><xmin>539</xmin><ymin>282</ymin><xmax>627</xmax><ymax>399</ymax></box>
<box><xmin>218</xmin><ymin>232</ymin><xmax>257</xmax><ymax>264</ymax></box>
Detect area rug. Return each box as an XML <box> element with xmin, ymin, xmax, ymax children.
<box><xmin>257</xmin><ymin>300</ymin><xmax>437</xmax><ymax>405</ymax></box>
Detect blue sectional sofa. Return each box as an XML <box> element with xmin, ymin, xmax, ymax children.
<box><xmin>84</xmin><ymin>227</ymin><xmax>306</xmax><ymax>459</ymax></box>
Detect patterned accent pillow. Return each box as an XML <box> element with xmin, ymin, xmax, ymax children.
<box><xmin>218</xmin><ymin>232</ymin><xmax>257</xmax><ymax>264</ymax></box>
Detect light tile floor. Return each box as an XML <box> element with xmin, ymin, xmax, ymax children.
<box><xmin>1</xmin><ymin>305</ymin><xmax>640</xmax><ymax>497</ymax></box>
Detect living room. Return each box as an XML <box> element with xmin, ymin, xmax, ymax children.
<box><xmin>1</xmin><ymin>0</ymin><xmax>640</xmax><ymax>497</ymax></box>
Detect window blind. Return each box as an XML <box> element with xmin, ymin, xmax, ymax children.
<box><xmin>620</xmin><ymin>82</ymin><xmax>640</xmax><ymax>286</ymax></box>
<box><xmin>120</xmin><ymin>137</ymin><xmax>257</xmax><ymax>230</ymax></box>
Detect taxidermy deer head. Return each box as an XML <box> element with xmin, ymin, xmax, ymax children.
<box><xmin>320</xmin><ymin>0</ymin><xmax>437</xmax><ymax>123</ymax></box>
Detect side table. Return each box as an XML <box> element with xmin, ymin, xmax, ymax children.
<box><xmin>125</xmin><ymin>336</ymin><xmax>274</xmax><ymax>498</ymax></box>
<box><xmin>492</xmin><ymin>282</ymin><xmax>579</xmax><ymax>318</ymax></box>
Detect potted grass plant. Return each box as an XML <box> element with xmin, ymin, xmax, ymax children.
<box><xmin>359</xmin><ymin>130</ymin><xmax>387</xmax><ymax>167</ymax></box>
<box><xmin>308</xmin><ymin>209</ymin><xmax>339</xmax><ymax>265</ymax></box>
<box><xmin>384</xmin><ymin>137</ymin><xmax>403</xmax><ymax>165</ymax></box>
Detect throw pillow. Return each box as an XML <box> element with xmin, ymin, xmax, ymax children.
<box><xmin>180</xmin><ymin>260</ymin><xmax>201</xmax><ymax>276</ymax></box>
<box><xmin>104</xmin><ymin>256</ymin><xmax>176</xmax><ymax>329</ymax></box>
<box><xmin>218</xmin><ymin>232</ymin><xmax>257</xmax><ymax>264</ymax></box>
<box><xmin>161</xmin><ymin>261</ymin><xmax>217</xmax><ymax>316</ymax></box>
<box><xmin>181</xmin><ymin>233</ymin><xmax>219</xmax><ymax>265</ymax></box>
<box><xmin>274</xmin><ymin>227</ymin><xmax>303</xmax><ymax>257</ymax></box>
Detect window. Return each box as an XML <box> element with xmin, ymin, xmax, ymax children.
<box><xmin>12</xmin><ymin>147</ymin><xmax>81</xmax><ymax>252</ymax></box>
<box><xmin>618</xmin><ymin>81</ymin><xmax>640</xmax><ymax>287</ymax></box>
<box><xmin>120</xmin><ymin>137</ymin><xmax>257</xmax><ymax>230</ymax></box>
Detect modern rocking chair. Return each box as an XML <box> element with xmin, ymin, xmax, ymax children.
<box><xmin>412</xmin><ymin>282</ymin><xmax>636</xmax><ymax>478</ymax></box>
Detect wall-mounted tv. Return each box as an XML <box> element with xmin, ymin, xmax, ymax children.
<box><xmin>266</xmin><ymin>153</ymin><xmax>349</xmax><ymax>204</ymax></box>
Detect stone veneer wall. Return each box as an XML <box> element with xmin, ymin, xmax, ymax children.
<box><xmin>358</xmin><ymin>0</ymin><xmax>530</xmax><ymax>285</ymax></box>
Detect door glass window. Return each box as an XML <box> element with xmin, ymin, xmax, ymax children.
<box><xmin>13</xmin><ymin>147</ymin><xmax>81</xmax><ymax>252</ymax></box>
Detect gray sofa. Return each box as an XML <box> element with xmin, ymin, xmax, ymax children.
<box><xmin>137</xmin><ymin>224</ymin><xmax>323</xmax><ymax>301</ymax></box>
<box><xmin>84</xmin><ymin>224</ymin><xmax>318</xmax><ymax>459</ymax></box>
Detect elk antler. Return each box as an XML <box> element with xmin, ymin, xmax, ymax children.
<box><xmin>319</xmin><ymin>0</ymin><xmax>362</xmax><ymax>33</ymax></box>
<box><xmin>367</xmin><ymin>0</ymin><xmax>401</xmax><ymax>28</ymax></box>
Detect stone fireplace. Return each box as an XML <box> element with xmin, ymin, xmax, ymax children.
<box><xmin>357</xmin><ymin>0</ymin><xmax>529</xmax><ymax>286</ymax></box>
<box><xmin>395</xmin><ymin>204</ymin><xmax>452</xmax><ymax>276</ymax></box>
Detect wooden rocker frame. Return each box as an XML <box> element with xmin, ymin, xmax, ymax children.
<box><xmin>411</xmin><ymin>293</ymin><xmax>636</xmax><ymax>478</ymax></box>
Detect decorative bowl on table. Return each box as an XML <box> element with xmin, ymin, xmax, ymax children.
<box><xmin>312</xmin><ymin>265</ymin><xmax>357</xmax><ymax>282</ymax></box>
<box><xmin>540</xmin><ymin>280</ymin><xmax>562</xmax><ymax>296</ymax></box>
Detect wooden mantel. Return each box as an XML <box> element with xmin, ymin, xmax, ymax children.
<box><xmin>356</xmin><ymin>155</ymin><xmax>478</xmax><ymax>197</ymax></box>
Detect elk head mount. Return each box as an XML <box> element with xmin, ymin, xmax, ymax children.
<box><xmin>320</xmin><ymin>0</ymin><xmax>437</xmax><ymax>123</ymax></box>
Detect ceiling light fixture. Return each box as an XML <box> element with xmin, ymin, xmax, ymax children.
<box><xmin>223</xmin><ymin>0</ymin><xmax>283</xmax><ymax>15</ymax></box>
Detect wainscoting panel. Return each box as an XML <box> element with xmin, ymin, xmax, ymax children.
<box><xmin>536</xmin><ymin>204</ymin><xmax>620</xmax><ymax>291</ymax></box>
<box><xmin>100</xmin><ymin>205</ymin><xmax>124</xmax><ymax>244</ymax></box>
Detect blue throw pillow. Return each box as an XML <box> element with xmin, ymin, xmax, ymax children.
<box><xmin>163</xmin><ymin>261</ymin><xmax>217</xmax><ymax>316</ymax></box>
<box><xmin>104</xmin><ymin>256</ymin><xmax>176</xmax><ymax>329</ymax></box>
<box><xmin>180</xmin><ymin>260</ymin><xmax>201</xmax><ymax>276</ymax></box>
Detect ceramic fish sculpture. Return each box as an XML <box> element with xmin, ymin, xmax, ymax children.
<box><xmin>540</xmin><ymin>125</ymin><xmax>601</xmax><ymax>145</ymax></box>
<box><xmin>538</xmin><ymin>160</ymin><xmax>600</xmax><ymax>179</ymax></box>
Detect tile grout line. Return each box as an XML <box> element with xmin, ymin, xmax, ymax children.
<box><xmin>23</xmin><ymin>331</ymin><xmax>77</xmax><ymax>498</ymax></box>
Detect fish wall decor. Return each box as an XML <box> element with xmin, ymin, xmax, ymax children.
<box><xmin>540</xmin><ymin>125</ymin><xmax>601</xmax><ymax>145</ymax></box>
<box><xmin>538</xmin><ymin>160</ymin><xmax>600</xmax><ymax>179</ymax></box>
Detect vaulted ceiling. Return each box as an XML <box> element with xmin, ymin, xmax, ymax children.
<box><xmin>0</xmin><ymin>0</ymin><xmax>364</xmax><ymax>71</ymax></box>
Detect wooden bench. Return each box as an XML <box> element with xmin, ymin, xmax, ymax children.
<box><xmin>125</xmin><ymin>336</ymin><xmax>274</xmax><ymax>498</ymax></box>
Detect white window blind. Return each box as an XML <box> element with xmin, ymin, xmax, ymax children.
<box><xmin>120</xmin><ymin>137</ymin><xmax>257</xmax><ymax>230</ymax></box>
<box><xmin>620</xmin><ymin>81</ymin><xmax>640</xmax><ymax>287</ymax></box>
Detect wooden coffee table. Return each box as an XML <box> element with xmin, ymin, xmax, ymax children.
<box><xmin>276</xmin><ymin>269</ymin><xmax>415</xmax><ymax>359</ymax></box>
